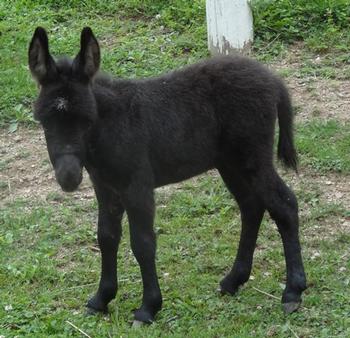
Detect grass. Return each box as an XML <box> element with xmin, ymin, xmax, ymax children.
<box><xmin>0</xmin><ymin>0</ymin><xmax>350</xmax><ymax>337</ymax></box>
<box><xmin>1</xmin><ymin>0</ymin><xmax>350</xmax><ymax>125</ymax></box>
<box><xmin>276</xmin><ymin>50</ymin><xmax>350</xmax><ymax>80</ymax></box>
<box><xmin>0</xmin><ymin>0</ymin><xmax>207</xmax><ymax>127</ymax></box>
<box><xmin>297</xmin><ymin>120</ymin><xmax>350</xmax><ymax>173</ymax></box>
<box><xmin>252</xmin><ymin>0</ymin><xmax>350</xmax><ymax>54</ymax></box>
<box><xmin>1</xmin><ymin>175</ymin><xmax>349</xmax><ymax>337</ymax></box>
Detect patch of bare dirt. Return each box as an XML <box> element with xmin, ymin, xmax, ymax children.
<box><xmin>271</xmin><ymin>45</ymin><xmax>350</xmax><ymax>123</ymax></box>
<box><xmin>286</xmin><ymin>77</ymin><xmax>349</xmax><ymax>123</ymax></box>
<box><xmin>284</xmin><ymin>170</ymin><xmax>350</xmax><ymax>237</ymax></box>
<box><xmin>0</xmin><ymin>127</ymin><xmax>94</xmax><ymax>207</ymax></box>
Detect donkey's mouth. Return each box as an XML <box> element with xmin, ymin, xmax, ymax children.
<box><xmin>54</xmin><ymin>155</ymin><xmax>83</xmax><ymax>192</ymax></box>
<box><xmin>57</xmin><ymin>172</ymin><xmax>83</xmax><ymax>192</ymax></box>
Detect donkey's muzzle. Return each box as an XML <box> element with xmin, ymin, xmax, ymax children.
<box><xmin>54</xmin><ymin>155</ymin><xmax>83</xmax><ymax>192</ymax></box>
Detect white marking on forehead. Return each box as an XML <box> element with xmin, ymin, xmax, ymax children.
<box><xmin>55</xmin><ymin>97</ymin><xmax>68</xmax><ymax>111</ymax></box>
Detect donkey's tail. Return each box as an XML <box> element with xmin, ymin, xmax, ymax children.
<box><xmin>277</xmin><ymin>82</ymin><xmax>298</xmax><ymax>172</ymax></box>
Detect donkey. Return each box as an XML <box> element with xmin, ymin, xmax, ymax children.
<box><xmin>28</xmin><ymin>27</ymin><xmax>306</xmax><ymax>324</ymax></box>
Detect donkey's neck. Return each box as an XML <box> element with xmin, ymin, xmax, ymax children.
<box><xmin>92</xmin><ymin>76</ymin><xmax>138</xmax><ymax>118</ymax></box>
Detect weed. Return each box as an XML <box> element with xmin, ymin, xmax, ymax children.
<box><xmin>252</xmin><ymin>0</ymin><xmax>350</xmax><ymax>54</ymax></box>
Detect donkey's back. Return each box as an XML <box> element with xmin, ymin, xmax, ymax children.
<box><xmin>93</xmin><ymin>55</ymin><xmax>290</xmax><ymax>186</ymax></box>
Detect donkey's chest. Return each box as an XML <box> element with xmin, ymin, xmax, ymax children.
<box><xmin>85</xmin><ymin>145</ymin><xmax>136</xmax><ymax>190</ymax></box>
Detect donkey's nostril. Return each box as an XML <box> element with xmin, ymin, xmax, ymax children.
<box><xmin>54</xmin><ymin>155</ymin><xmax>83</xmax><ymax>192</ymax></box>
<box><xmin>63</xmin><ymin>172</ymin><xmax>79</xmax><ymax>187</ymax></box>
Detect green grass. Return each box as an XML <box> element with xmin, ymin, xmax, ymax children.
<box><xmin>297</xmin><ymin>120</ymin><xmax>350</xmax><ymax>173</ymax></box>
<box><xmin>276</xmin><ymin>51</ymin><xmax>350</xmax><ymax>80</ymax></box>
<box><xmin>1</xmin><ymin>176</ymin><xmax>349</xmax><ymax>337</ymax></box>
<box><xmin>2</xmin><ymin>0</ymin><xmax>350</xmax><ymax>125</ymax></box>
<box><xmin>252</xmin><ymin>0</ymin><xmax>350</xmax><ymax>54</ymax></box>
<box><xmin>0</xmin><ymin>0</ymin><xmax>207</xmax><ymax>126</ymax></box>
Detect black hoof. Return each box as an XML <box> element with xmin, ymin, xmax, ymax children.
<box><xmin>283</xmin><ymin>301</ymin><xmax>301</xmax><ymax>314</ymax></box>
<box><xmin>282</xmin><ymin>286</ymin><xmax>304</xmax><ymax>314</ymax></box>
<box><xmin>219</xmin><ymin>279</ymin><xmax>239</xmax><ymax>296</ymax></box>
<box><xmin>217</xmin><ymin>286</ymin><xmax>234</xmax><ymax>296</ymax></box>
<box><xmin>133</xmin><ymin>308</ymin><xmax>155</xmax><ymax>324</ymax></box>
<box><xmin>218</xmin><ymin>286</ymin><xmax>239</xmax><ymax>296</ymax></box>
<box><xmin>86</xmin><ymin>296</ymin><xmax>108</xmax><ymax>315</ymax></box>
<box><xmin>85</xmin><ymin>306</ymin><xmax>106</xmax><ymax>316</ymax></box>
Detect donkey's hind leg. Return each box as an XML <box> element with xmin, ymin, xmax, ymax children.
<box><xmin>218</xmin><ymin>162</ymin><xmax>306</xmax><ymax>313</ymax></box>
<box><xmin>218</xmin><ymin>166</ymin><xmax>265</xmax><ymax>295</ymax></box>
<box><xmin>259</xmin><ymin>169</ymin><xmax>307</xmax><ymax>313</ymax></box>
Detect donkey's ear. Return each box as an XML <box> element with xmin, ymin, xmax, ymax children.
<box><xmin>73</xmin><ymin>27</ymin><xmax>100</xmax><ymax>81</ymax></box>
<box><xmin>28</xmin><ymin>27</ymin><xmax>57</xmax><ymax>84</ymax></box>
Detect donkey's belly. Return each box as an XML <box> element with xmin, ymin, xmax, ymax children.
<box><xmin>152</xmin><ymin>153</ymin><xmax>216</xmax><ymax>187</ymax></box>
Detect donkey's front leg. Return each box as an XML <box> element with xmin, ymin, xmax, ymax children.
<box><xmin>122</xmin><ymin>185</ymin><xmax>162</xmax><ymax>323</ymax></box>
<box><xmin>87</xmin><ymin>184</ymin><xmax>124</xmax><ymax>314</ymax></box>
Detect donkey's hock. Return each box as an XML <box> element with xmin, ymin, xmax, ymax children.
<box><xmin>29</xmin><ymin>27</ymin><xmax>306</xmax><ymax>325</ymax></box>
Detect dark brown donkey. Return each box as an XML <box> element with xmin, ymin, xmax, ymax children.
<box><xmin>28</xmin><ymin>27</ymin><xmax>306</xmax><ymax>325</ymax></box>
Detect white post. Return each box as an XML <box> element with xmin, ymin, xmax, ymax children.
<box><xmin>206</xmin><ymin>0</ymin><xmax>253</xmax><ymax>55</ymax></box>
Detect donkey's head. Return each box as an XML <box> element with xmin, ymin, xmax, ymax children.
<box><xmin>29</xmin><ymin>27</ymin><xmax>100</xmax><ymax>192</ymax></box>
